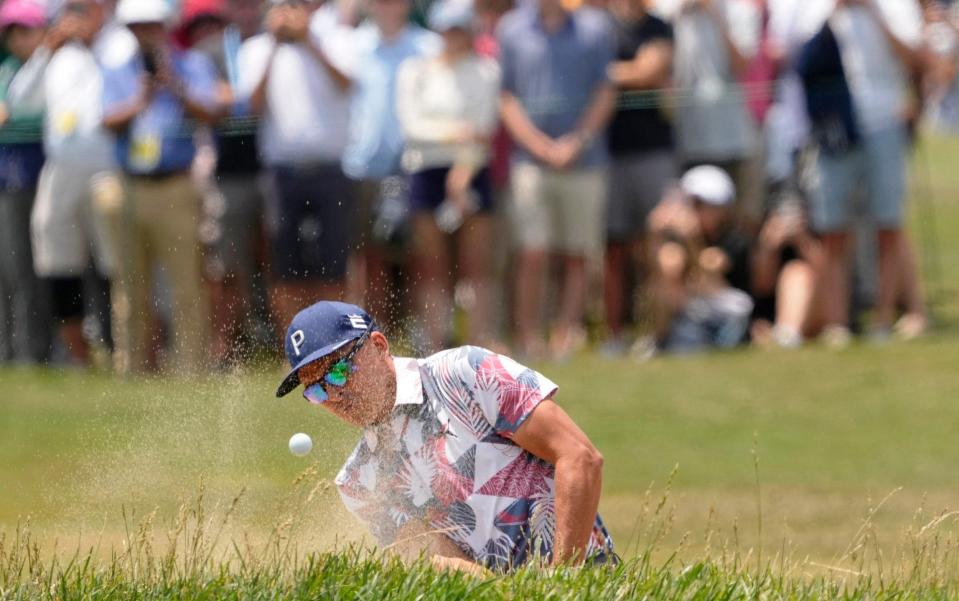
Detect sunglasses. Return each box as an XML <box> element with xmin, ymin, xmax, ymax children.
<box><xmin>302</xmin><ymin>328</ymin><xmax>373</xmax><ymax>404</ymax></box>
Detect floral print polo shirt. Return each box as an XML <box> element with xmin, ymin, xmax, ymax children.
<box><xmin>334</xmin><ymin>346</ymin><xmax>615</xmax><ymax>571</ymax></box>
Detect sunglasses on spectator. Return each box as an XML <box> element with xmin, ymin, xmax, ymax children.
<box><xmin>302</xmin><ymin>327</ymin><xmax>373</xmax><ymax>404</ymax></box>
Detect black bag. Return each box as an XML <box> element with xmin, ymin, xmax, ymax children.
<box><xmin>796</xmin><ymin>22</ymin><xmax>861</xmax><ymax>154</ymax></box>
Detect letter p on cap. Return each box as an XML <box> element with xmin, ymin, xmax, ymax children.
<box><xmin>291</xmin><ymin>330</ymin><xmax>305</xmax><ymax>356</ymax></box>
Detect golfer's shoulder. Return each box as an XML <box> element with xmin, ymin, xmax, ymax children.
<box><xmin>420</xmin><ymin>345</ymin><xmax>509</xmax><ymax>374</ymax></box>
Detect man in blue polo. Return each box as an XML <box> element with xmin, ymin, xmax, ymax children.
<box><xmin>275</xmin><ymin>300</ymin><xmax>615</xmax><ymax>573</ymax></box>
<box><xmin>497</xmin><ymin>0</ymin><xmax>616</xmax><ymax>359</ymax></box>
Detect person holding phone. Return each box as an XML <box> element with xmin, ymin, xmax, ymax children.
<box><xmin>101</xmin><ymin>0</ymin><xmax>220</xmax><ymax>374</ymax></box>
<box><xmin>4</xmin><ymin>0</ymin><xmax>136</xmax><ymax>367</ymax></box>
<box><xmin>238</xmin><ymin>0</ymin><xmax>356</xmax><ymax>344</ymax></box>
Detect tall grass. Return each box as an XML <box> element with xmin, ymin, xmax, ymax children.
<box><xmin>2</xmin><ymin>468</ymin><xmax>958</xmax><ymax>600</ymax></box>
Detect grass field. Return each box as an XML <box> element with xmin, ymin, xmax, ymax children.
<box><xmin>2</xmin><ymin>136</ymin><xmax>959</xmax><ymax>598</ymax></box>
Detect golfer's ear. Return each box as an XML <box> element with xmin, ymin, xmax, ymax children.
<box><xmin>371</xmin><ymin>331</ymin><xmax>390</xmax><ymax>355</ymax></box>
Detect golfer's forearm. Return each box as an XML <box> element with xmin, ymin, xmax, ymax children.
<box><xmin>552</xmin><ymin>451</ymin><xmax>603</xmax><ymax>565</ymax></box>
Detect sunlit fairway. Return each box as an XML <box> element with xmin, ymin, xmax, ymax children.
<box><xmin>2</xmin><ymin>136</ymin><xmax>959</xmax><ymax>598</ymax></box>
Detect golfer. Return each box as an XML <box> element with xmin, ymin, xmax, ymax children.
<box><xmin>276</xmin><ymin>301</ymin><xmax>615</xmax><ymax>574</ymax></box>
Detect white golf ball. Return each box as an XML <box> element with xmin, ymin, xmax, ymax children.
<box><xmin>288</xmin><ymin>433</ymin><xmax>313</xmax><ymax>457</ymax></box>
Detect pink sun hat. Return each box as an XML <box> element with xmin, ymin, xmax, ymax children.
<box><xmin>0</xmin><ymin>0</ymin><xmax>47</xmax><ymax>30</ymax></box>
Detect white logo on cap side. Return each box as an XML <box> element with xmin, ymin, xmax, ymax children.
<box><xmin>348</xmin><ymin>315</ymin><xmax>368</xmax><ymax>329</ymax></box>
<box><xmin>291</xmin><ymin>330</ymin><xmax>306</xmax><ymax>356</ymax></box>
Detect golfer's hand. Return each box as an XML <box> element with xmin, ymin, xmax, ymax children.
<box><xmin>0</xmin><ymin>103</ymin><xmax>9</xmax><ymax>127</ymax></box>
<box><xmin>430</xmin><ymin>556</ymin><xmax>492</xmax><ymax>578</ymax></box>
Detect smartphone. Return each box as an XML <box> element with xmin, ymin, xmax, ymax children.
<box><xmin>143</xmin><ymin>50</ymin><xmax>159</xmax><ymax>77</ymax></box>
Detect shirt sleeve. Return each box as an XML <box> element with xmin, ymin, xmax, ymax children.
<box><xmin>591</xmin><ymin>16</ymin><xmax>616</xmax><ymax>89</ymax></box>
<box><xmin>468</xmin><ymin>348</ymin><xmax>559</xmax><ymax>438</ymax></box>
<box><xmin>880</xmin><ymin>0</ymin><xmax>922</xmax><ymax>48</ymax></box>
<box><xmin>101</xmin><ymin>60</ymin><xmax>139</xmax><ymax>117</ymax></box>
<box><xmin>472</xmin><ymin>59</ymin><xmax>502</xmax><ymax>136</ymax></box>
<box><xmin>725</xmin><ymin>0</ymin><xmax>761</xmax><ymax>59</ymax></box>
<box><xmin>236</xmin><ymin>36</ymin><xmax>270</xmax><ymax>101</ymax></box>
<box><xmin>5</xmin><ymin>46</ymin><xmax>50</xmax><ymax>114</ymax></box>
<box><xmin>182</xmin><ymin>52</ymin><xmax>219</xmax><ymax>111</ymax></box>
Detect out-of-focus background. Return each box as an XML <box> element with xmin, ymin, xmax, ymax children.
<box><xmin>2</xmin><ymin>0</ymin><xmax>958</xmax><ymax>566</ymax></box>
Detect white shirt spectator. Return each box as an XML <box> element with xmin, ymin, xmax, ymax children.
<box><xmin>831</xmin><ymin>0</ymin><xmax>922</xmax><ymax>134</ymax></box>
<box><xmin>7</xmin><ymin>20</ymin><xmax>135</xmax><ymax>169</ymax></box>
<box><xmin>396</xmin><ymin>53</ymin><xmax>500</xmax><ymax>173</ymax></box>
<box><xmin>666</xmin><ymin>0</ymin><xmax>761</xmax><ymax>162</ymax></box>
<box><xmin>238</xmin><ymin>20</ymin><xmax>355</xmax><ymax>166</ymax></box>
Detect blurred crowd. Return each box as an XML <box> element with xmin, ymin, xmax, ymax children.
<box><xmin>0</xmin><ymin>0</ymin><xmax>954</xmax><ymax>373</ymax></box>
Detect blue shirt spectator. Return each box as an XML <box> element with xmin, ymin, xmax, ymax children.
<box><xmin>102</xmin><ymin>48</ymin><xmax>218</xmax><ymax>175</ymax></box>
<box><xmin>342</xmin><ymin>23</ymin><xmax>440</xmax><ymax>180</ymax></box>
<box><xmin>497</xmin><ymin>6</ymin><xmax>614</xmax><ymax>168</ymax></box>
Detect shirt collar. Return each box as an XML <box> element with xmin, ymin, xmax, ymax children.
<box><xmin>393</xmin><ymin>357</ymin><xmax>424</xmax><ymax>407</ymax></box>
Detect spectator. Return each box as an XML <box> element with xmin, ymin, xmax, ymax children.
<box><xmin>922</xmin><ymin>0</ymin><xmax>959</xmax><ymax>131</ymax></box>
<box><xmin>497</xmin><ymin>0</ymin><xmax>616</xmax><ymax>359</ymax></box>
<box><xmin>0</xmin><ymin>0</ymin><xmax>51</xmax><ymax>364</ymax></box>
<box><xmin>803</xmin><ymin>0</ymin><xmax>923</xmax><ymax>345</ymax></box>
<box><xmin>750</xmin><ymin>197</ymin><xmax>822</xmax><ymax>348</ymax></box>
<box><xmin>341</xmin><ymin>0</ymin><xmax>440</xmax><ymax>323</ymax></box>
<box><xmin>668</xmin><ymin>0</ymin><xmax>762</xmax><ymax>230</ymax></box>
<box><xmin>647</xmin><ymin>165</ymin><xmax>753</xmax><ymax>354</ymax></box>
<box><xmin>602</xmin><ymin>0</ymin><xmax>675</xmax><ymax>355</ymax></box>
<box><xmin>395</xmin><ymin>0</ymin><xmax>501</xmax><ymax>352</ymax></box>
<box><xmin>6</xmin><ymin>0</ymin><xmax>133</xmax><ymax>366</ymax></box>
<box><xmin>185</xmin><ymin>0</ymin><xmax>267</xmax><ymax>367</ymax></box>
<box><xmin>238</xmin><ymin>0</ymin><xmax>355</xmax><ymax>344</ymax></box>
<box><xmin>102</xmin><ymin>0</ymin><xmax>220</xmax><ymax>374</ymax></box>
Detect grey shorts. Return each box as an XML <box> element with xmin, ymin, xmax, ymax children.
<box><xmin>200</xmin><ymin>174</ymin><xmax>263</xmax><ymax>281</ymax></box>
<box><xmin>607</xmin><ymin>150</ymin><xmax>676</xmax><ymax>243</ymax></box>
<box><xmin>810</xmin><ymin>124</ymin><xmax>908</xmax><ymax>233</ymax></box>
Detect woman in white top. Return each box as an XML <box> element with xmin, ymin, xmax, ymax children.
<box><xmin>396</xmin><ymin>0</ymin><xmax>501</xmax><ymax>351</ymax></box>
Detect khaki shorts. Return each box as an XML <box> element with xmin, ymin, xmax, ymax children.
<box><xmin>509</xmin><ymin>162</ymin><xmax>607</xmax><ymax>255</ymax></box>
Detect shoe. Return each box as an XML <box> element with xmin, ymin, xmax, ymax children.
<box><xmin>894</xmin><ymin>313</ymin><xmax>928</xmax><ymax>340</ymax></box>
<box><xmin>819</xmin><ymin>325</ymin><xmax>852</xmax><ymax>349</ymax></box>
<box><xmin>629</xmin><ymin>335</ymin><xmax>658</xmax><ymax>362</ymax></box>
<box><xmin>867</xmin><ymin>325</ymin><xmax>892</xmax><ymax>345</ymax></box>
<box><xmin>598</xmin><ymin>337</ymin><xmax>628</xmax><ymax>358</ymax></box>
<box><xmin>772</xmin><ymin>325</ymin><xmax>802</xmax><ymax>349</ymax></box>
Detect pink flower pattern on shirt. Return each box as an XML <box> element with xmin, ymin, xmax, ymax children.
<box><xmin>334</xmin><ymin>346</ymin><xmax>615</xmax><ymax>571</ymax></box>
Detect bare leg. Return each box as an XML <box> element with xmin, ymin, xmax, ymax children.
<box><xmin>551</xmin><ymin>254</ymin><xmax>587</xmax><ymax>358</ymax></box>
<box><xmin>270</xmin><ymin>280</ymin><xmax>345</xmax><ymax>344</ymax></box>
<box><xmin>209</xmin><ymin>273</ymin><xmax>249</xmax><ymax>365</ymax></box>
<box><xmin>604</xmin><ymin>242</ymin><xmax>629</xmax><ymax>340</ymax></box>
<box><xmin>459</xmin><ymin>214</ymin><xmax>495</xmax><ymax>347</ymax></box>
<box><xmin>774</xmin><ymin>259</ymin><xmax>816</xmax><ymax>340</ymax></box>
<box><xmin>59</xmin><ymin>318</ymin><xmax>89</xmax><ymax>365</ymax></box>
<box><xmin>819</xmin><ymin>232</ymin><xmax>851</xmax><ymax>330</ymax></box>
<box><xmin>897</xmin><ymin>233</ymin><xmax>926</xmax><ymax>317</ymax></box>
<box><xmin>514</xmin><ymin>248</ymin><xmax>547</xmax><ymax>357</ymax></box>
<box><xmin>412</xmin><ymin>214</ymin><xmax>451</xmax><ymax>352</ymax></box>
<box><xmin>875</xmin><ymin>228</ymin><xmax>903</xmax><ymax>329</ymax></box>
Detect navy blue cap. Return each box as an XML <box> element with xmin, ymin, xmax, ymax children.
<box><xmin>275</xmin><ymin>301</ymin><xmax>375</xmax><ymax>397</ymax></box>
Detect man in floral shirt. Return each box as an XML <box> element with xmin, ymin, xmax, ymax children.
<box><xmin>275</xmin><ymin>301</ymin><xmax>614</xmax><ymax>574</ymax></box>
